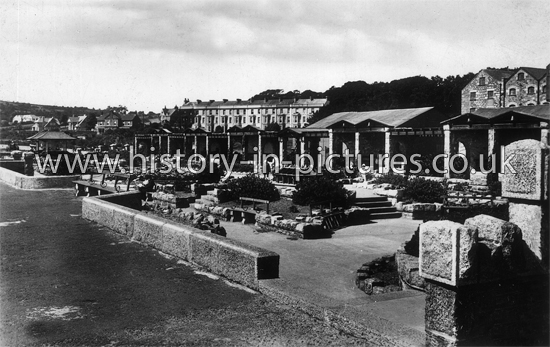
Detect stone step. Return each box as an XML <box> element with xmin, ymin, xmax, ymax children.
<box><xmin>366</xmin><ymin>206</ymin><xmax>397</xmax><ymax>213</ymax></box>
<box><xmin>354</xmin><ymin>201</ymin><xmax>393</xmax><ymax>208</ymax></box>
<box><xmin>196</xmin><ymin>199</ymin><xmax>216</xmax><ymax>206</ymax></box>
<box><xmin>354</xmin><ymin>196</ymin><xmax>388</xmax><ymax>203</ymax></box>
<box><xmin>370</xmin><ymin>211</ymin><xmax>402</xmax><ymax>219</ymax></box>
<box><xmin>200</xmin><ymin>194</ymin><xmax>220</xmax><ymax>204</ymax></box>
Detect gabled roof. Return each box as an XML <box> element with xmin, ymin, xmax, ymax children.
<box><xmin>28</xmin><ymin>131</ymin><xmax>76</xmax><ymax>141</ymax></box>
<box><xmin>519</xmin><ymin>67</ymin><xmax>547</xmax><ymax>80</ymax></box>
<box><xmin>308</xmin><ymin>107</ymin><xmax>435</xmax><ymax>129</ymax></box>
<box><xmin>120</xmin><ymin>113</ymin><xmax>139</xmax><ymax>121</ymax></box>
<box><xmin>484</xmin><ymin>69</ymin><xmax>515</xmax><ymax>81</ymax></box>
<box><xmin>442</xmin><ymin>104</ymin><xmax>549</xmax><ymax>124</ymax></box>
<box><xmin>68</xmin><ymin>117</ymin><xmax>80</xmax><ymax>123</ymax></box>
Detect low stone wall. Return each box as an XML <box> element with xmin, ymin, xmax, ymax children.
<box><xmin>0</xmin><ymin>159</ymin><xmax>25</xmax><ymax>174</ymax></box>
<box><xmin>0</xmin><ymin>166</ymin><xmax>79</xmax><ymax>189</ymax></box>
<box><xmin>399</xmin><ymin>202</ymin><xmax>442</xmax><ymax>220</ymax></box>
<box><xmin>82</xmin><ymin>192</ymin><xmax>279</xmax><ymax>289</ymax></box>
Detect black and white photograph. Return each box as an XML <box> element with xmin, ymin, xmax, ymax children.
<box><xmin>0</xmin><ymin>0</ymin><xmax>548</xmax><ymax>346</ymax></box>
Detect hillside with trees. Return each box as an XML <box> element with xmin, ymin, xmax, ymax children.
<box><xmin>250</xmin><ymin>72</ymin><xmax>476</xmax><ymax>124</ymax></box>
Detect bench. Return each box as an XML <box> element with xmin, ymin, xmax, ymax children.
<box><xmin>227</xmin><ymin>197</ymin><xmax>271</xmax><ymax>224</ymax></box>
<box><xmin>74</xmin><ymin>172</ymin><xmax>135</xmax><ymax>197</ymax></box>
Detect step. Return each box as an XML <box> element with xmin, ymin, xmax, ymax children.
<box><xmin>370</xmin><ymin>211</ymin><xmax>402</xmax><ymax>219</ymax></box>
<box><xmin>366</xmin><ymin>206</ymin><xmax>397</xmax><ymax>213</ymax></box>
<box><xmin>196</xmin><ymin>199</ymin><xmax>216</xmax><ymax>206</ymax></box>
<box><xmin>354</xmin><ymin>196</ymin><xmax>388</xmax><ymax>203</ymax></box>
<box><xmin>354</xmin><ymin>201</ymin><xmax>393</xmax><ymax>208</ymax></box>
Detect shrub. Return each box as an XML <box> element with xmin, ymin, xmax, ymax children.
<box><xmin>226</xmin><ymin>174</ymin><xmax>280</xmax><ymax>201</ymax></box>
<box><xmin>373</xmin><ymin>173</ymin><xmax>408</xmax><ymax>188</ymax></box>
<box><xmin>403</xmin><ymin>177</ymin><xmax>446</xmax><ymax>203</ymax></box>
<box><xmin>292</xmin><ymin>176</ymin><xmax>350</xmax><ymax>206</ymax></box>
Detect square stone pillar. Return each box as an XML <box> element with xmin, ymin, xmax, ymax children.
<box><xmin>420</xmin><ymin>217</ymin><xmax>548</xmax><ymax>346</ymax></box>
<box><xmin>258</xmin><ymin>134</ymin><xmax>263</xmax><ymax>173</ymax></box>
<box><xmin>328</xmin><ymin>129</ymin><xmax>334</xmax><ymax>156</ymax></box>
<box><xmin>355</xmin><ymin>131</ymin><xmax>360</xmax><ymax>158</ymax></box>
<box><xmin>384</xmin><ymin>128</ymin><xmax>391</xmax><ymax>173</ymax></box>
<box><xmin>541</xmin><ymin>121</ymin><xmax>549</xmax><ymax>147</ymax></box>
<box><xmin>443</xmin><ymin>124</ymin><xmax>451</xmax><ymax>178</ymax></box>
<box><xmin>227</xmin><ymin>135</ymin><xmax>231</xmax><ymax>156</ymax></box>
<box><xmin>278</xmin><ymin>137</ymin><xmax>284</xmax><ymax>165</ymax></box>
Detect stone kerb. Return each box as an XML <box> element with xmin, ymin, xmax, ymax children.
<box><xmin>501</xmin><ymin>139</ymin><xmax>546</xmax><ymax>200</ymax></box>
<box><xmin>82</xmin><ymin>194</ymin><xmax>280</xmax><ymax>290</ymax></box>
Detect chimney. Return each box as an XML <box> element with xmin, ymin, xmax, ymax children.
<box><xmin>223</xmin><ymin>99</ymin><xmax>228</xmax><ymax>102</ymax></box>
<box><xmin>209</xmin><ymin>100</ymin><xmax>215</xmax><ymax>103</ymax></box>
<box><xmin>310</xmin><ymin>96</ymin><xmax>313</xmax><ymax>101</ymax></box>
<box><xmin>237</xmin><ymin>98</ymin><xmax>242</xmax><ymax>103</ymax></box>
<box><xmin>197</xmin><ymin>99</ymin><xmax>202</xmax><ymax>103</ymax></box>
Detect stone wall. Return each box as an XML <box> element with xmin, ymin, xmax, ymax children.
<box><xmin>461</xmin><ymin>71</ymin><xmax>503</xmax><ymax>114</ymax></box>
<box><xmin>82</xmin><ymin>193</ymin><xmax>280</xmax><ymax>290</ymax></box>
<box><xmin>0</xmin><ymin>166</ymin><xmax>79</xmax><ymax>189</ymax></box>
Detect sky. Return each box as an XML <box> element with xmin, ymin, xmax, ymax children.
<box><xmin>0</xmin><ymin>0</ymin><xmax>549</xmax><ymax>113</ymax></box>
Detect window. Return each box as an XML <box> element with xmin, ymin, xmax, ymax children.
<box><xmin>509</xmin><ymin>88</ymin><xmax>516</xmax><ymax>96</ymax></box>
<box><xmin>287</xmin><ymin>116</ymin><xmax>290</xmax><ymax>123</ymax></box>
<box><xmin>527</xmin><ymin>86</ymin><xmax>535</xmax><ymax>95</ymax></box>
<box><xmin>470</xmin><ymin>92</ymin><xmax>476</xmax><ymax>100</ymax></box>
<box><xmin>479</xmin><ymin>77</ymin><xmax>485</xmax><ymax>86</ymax></box>
<box><xmin>518</xmin><ymin>73</ymin><xmax>524</xmax><ymax>80</ymax></box>
<box><xmin>543</xmin><ymin>85</ymin><xmax>547</xmax><ymax>93</ymax></box>
<box><xmin>215</xmin><ymin>117</ymin><xmax>218</xmax><ymax>123</ymax></box>
<box><xmin>487</xmin><ymin>90</ymin><xmax>494</xmax><ymax>98</ymax></box>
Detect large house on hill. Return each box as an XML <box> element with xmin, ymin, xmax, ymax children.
<box><xmin>162</xmin><ymin>97</ymin><xmax>329</xmax><ymax>132</ymax></box>
<box><xmin>462</xmin><ymin>65</ymin><xmax>549</xmax><ymax>113</ymax></box>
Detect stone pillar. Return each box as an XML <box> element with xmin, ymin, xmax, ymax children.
<box><xmin>158</xmin><ymin>135</ymin><xmax>162</xmax><ymax>152</ymax></box>
<box><xmin>258</xmin><ymin>134</ymin><xmax>263</xmax><ymax>173</ymax></box>
<box><xmin>355</xmin><ymin>131</ymin><xmax>360</xmax><ymax>158</ymax></box>
<box><xmin>541</xmin><ymin>121</ymin><xmax>549</xmax><ymax>147</ymax></box>
<box><xmin>419</xmin><ymin>217</ymin><xmax>548</xmax><ymax>346</ymax></box>
<box><xmin>194</xmin><ymin>136</ymin><xmax>198</xmax><ymax>154</ymax></box>
<box><xmin>279</xmin><ymin>137</ymin><xmax>284</xmax><ymax>165</ymax></box>
<box><xmin>227</xmin><ymin>135</ymin><xmax>231</xmax><ymax>156</ymax></box>
<box><xmin>502</xmin><ymin>139</ymin><xmax>549</xmax><ymax>265</ymax></box>
<box><xmin>443</xmin><ymin>124</ymin><xmax>451</xmax><ymax>178</ymax></box>
<box><xmin>167</xmin><ymin>136</ymin><xmax>171</xmax><ymax>154</ymax></box>
<box><xmin>205</xmin><ymin>135</ymin><xmax>209</xmax><ymax>156</ymax></box>
<box><xmin>134</xmin><ymin>136</ymin><xmax>138</xmax><ymax>153</ymax></box>
<box><xmin>328</xmin><ymin>129</ymin><xmax>334</xmax><ymax>156</ymax></box>
<box><xmin>384</xmin><ymin>128</ymin><xmax>391</xmax><ymax>173</ymax></box>
<box><xmin>299</xmin><ymin>137</ymin><xmax>306</xmax><ymax>167</ymax></box>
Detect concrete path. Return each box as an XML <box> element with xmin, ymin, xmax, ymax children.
<box><xmin>218</xmin><ymin>210</ymin><xmax>427</xmax><ymax>345</ymax></box>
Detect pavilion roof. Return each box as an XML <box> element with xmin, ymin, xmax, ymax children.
<box><xmin>28</xmin><ymin>131</ymin><xmax>76</xmax><ymax>141</ymax></box>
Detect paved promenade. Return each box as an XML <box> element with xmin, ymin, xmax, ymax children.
<box><xmin>0</xmin><ymin>183</ymin><xmax>374</xmax><ymax>346</ymax></box>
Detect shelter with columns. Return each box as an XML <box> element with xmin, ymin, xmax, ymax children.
<box><xmin>441</xmin><ymin>104</ymin><xmax>549</xmax><ymax>178</ymax></box>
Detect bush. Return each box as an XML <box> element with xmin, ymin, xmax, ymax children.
<box><xmin>403</xmin><ymin>177</ymin><xmax>446</xmax><ymax>203</ymax></box>
<box><xmin>226</xmin><ymin>174</ymin><xmax>280</xmax><ymax>201</ymax></box>
<box><xmin>292</xmin><ymin>176</ymin><xmax>350</xmax><ymax>206</ymax></box>
<box><xmin>373</xmin><ymin>173</ymin><xmax>408</xmax><ymax>188</ymax></box>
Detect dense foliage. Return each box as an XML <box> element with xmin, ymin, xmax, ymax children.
<box><xmin>372</xmin><ymin>173</ymin><xmax>408</xmax><ymax>188</ymax></box>
<box><xmin>226</xmin><ymin>174</ymin><xmax>280</xmax><ymax>201</ymax></box>
<box><xmin>292</xmin><ymin>175</ymin><xmax>350</xmax><ymax>206</ymax></box>
<box><xmin>402</xmin><ymin>177</ymin><xmax>447</xmax><ymax>203</ymax></box>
